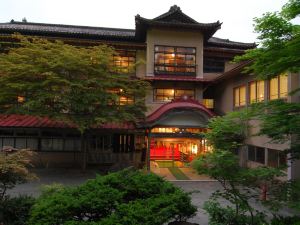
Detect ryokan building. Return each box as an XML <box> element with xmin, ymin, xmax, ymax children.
<box><xmin>0</xmin><ymin>5</ymin><xmax>299</xmax><ymax>179</ymax></box>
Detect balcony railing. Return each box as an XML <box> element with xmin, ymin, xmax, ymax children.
<box><xmin>154</xmin><ymin>63</ymin><xmax>197</xmax><ymax>76</ymax></box>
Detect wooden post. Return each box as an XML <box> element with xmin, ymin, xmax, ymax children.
<box><xmin>171</xmin><ymin>143</ymin><xmax>175</xmax><ymax>168</ymax></box>
<box><xmin>146</xmin><ymin>130</ymin><xmax>151</xmax><ymax>173</ymax></box>
<box><xmin>260</xmin><ymin>183</ymin><xmax>267</xmax><ymax>201</ymax></box>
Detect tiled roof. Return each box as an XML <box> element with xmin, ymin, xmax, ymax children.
<box><xmin>0</xmin><ymin>21</ymin><xmax>136</xmax><ymax>41</ymax></box>
<box><xmin>135</xmin><ymin>6</ymin><xmax>221</xmax><ymax>41</ymax></box>
<box><xmin>0</xmin><ymin>18</ymin><xmax>255</xmax><ymax>50</ymax></box>
<box><xmin>0</xmin><ymin>114</ymin><xmax>135</xmax><ymax>129</ymax></box>
<box><xmin>153</xmin><ymin>5</ymin><xmax>199</xmax><ymax>23</ymax></box>
<box><xmin>207</xmin><ymin>37</ymin><xmax>256</xmax><ymax>49</ymax></box>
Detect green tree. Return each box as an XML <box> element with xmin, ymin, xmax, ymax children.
<box><xmin>0</xmin><ymin>149</ymin><xmax>36</xmax><ymax>200</ymax></box>
<box><xmin>234</xmin><ymin>0</ymin><xmax>300</xmax><ymax>161</ymax></box>
<box><xmin>193</xmin><ymin>109</ymin><xmax>284</xmax><ymax>225</ymax></box>
<box><xmin>28</xmin><ymin>169</ymin><xmax>196</xmax><ymax>225</ymax></box>
<box><xmin>0</xmin><ymin>35</ymin><xmax>149</xmax><ymax>168</ymax></box>
<box><xmin>0</xmin><ymin>150</ymin><xmax>36</xmax><ymax>225</ymax></box>
<box><xmin>0</xmin><ymin>35</ymin><xmax>148</xmax><ymax>132</ymax></box>
<box><xmin>235</xmin><ymin>0</ymin><xmax>300</xmax><ymax>79</ymax></box>
<box><xmin>235</xmin><ymin>0</ymin><xmax>300</xmax><ymax>205</ymax></box>
<box><xmin>205</xmin><ymin>108</ymin><xmax>255</xmax><ymax>152</ymax></box>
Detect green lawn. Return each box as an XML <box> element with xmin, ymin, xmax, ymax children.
<box><xmin>168</xmin><ymin>167</ymin><xmax>190</xmax><ymax>180</ymax></box>
<box><xmin>155</xmin><ymin>160</ymin><xmax>174</xmax><ymax>168</ymax></box>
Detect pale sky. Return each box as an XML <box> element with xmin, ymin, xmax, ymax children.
<box><xmin>0</xmin><ymin>0</ymin><xmax>290</xmax><ymax>43</ymax></box>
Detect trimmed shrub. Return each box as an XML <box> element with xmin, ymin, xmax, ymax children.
<box><xmin>270</xmin><ymin>216</ymin><xmax>300</xmax><ymax>225</ymax></box>
<box><xmin>29</xmin><ymin>169</ymin><xmax>196</xmax><ymax>225</ymax></box>
<box><xmin>0</xmin><ymin>195</ymin><xmax>35</xmax><ymax>225</ymax></box>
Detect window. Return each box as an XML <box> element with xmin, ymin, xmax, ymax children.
<box><xmin>89</xmin><ymin>135</ymin><xmax>111</xmax><ymax>151</ymax></box>
<box><xmin>234</xmin><ymin>86</ymin><xmax>246</xmax><ymax>107</ymax></box>
<box><xmin>202</xmin><ymin>99</ymin><xmax>214</xmax><ymax>109</ymax></box>
<box><xmin>154</xmin><ymin>88</ymin><xmax>195</xmax><ymax>102</ymax></box>
<box><xmin>249</xmin><ymin>80</ymin><xmax>265</xmax><ymax>103</ymax></box>
<box><xmin>203</xmin><ymin>57</ymin><xmax>225</xmax><ymax>73</ymax></box>
<box><xmin>248</xmin><ymin>145</ymin><xmax>265</xmax><ymax>164</ymax></box>
<box><xmin>174</xmin><ymin>89</ymin><xmax>195</xmax><ymax>99</ymax></box>
<box><xmin>17</xmin><ymin>96</ymin><xmax>25</xmax><ymax>103</ymax></box>
<box><xmin>112</xmin><ymin>134</ymin><xmax>134</xmax><ymax>153</ymax></box>
<box><xmin>108</xmin><ymin>89</ymin><xmax>134</xmax><ymax>105</ymax></box>
<box><xmin>269</xmin><ymin>74</ymin><xmax>288</xmax><ymax>100</ymax></box>
<box><xmin>112</xmin><ymin>50</ymin><xmax>135</xmax><ymax>74</ymax></box>
<box><xmin>154</xmin><ymin>45</ymin><xmax>196</xmax><ymax>75</ymax></box>
<box><xmin>268</xmin><ymin>149</ymin><xmax>286</xmax><ymax>168</ymax></box>
<box><xmin>0</xmin><ymin>129</ymin><xmax>39</xmax><ymax>151</ymax></box>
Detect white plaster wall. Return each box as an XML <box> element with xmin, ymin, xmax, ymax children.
<box><xmin>135</xmin><ymin>49</ymin><xmax>146</xmax><ymax>78</ymax></box>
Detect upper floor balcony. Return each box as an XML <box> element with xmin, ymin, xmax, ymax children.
<box><xmin>154</xmin><ymin>63</ymin><xmax>197</xmax><ymax>76</ymax></box>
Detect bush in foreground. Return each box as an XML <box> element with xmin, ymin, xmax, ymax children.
<box><xmin>0</xmin><ymin>195</ymin><xmax>35</xmax><ymax>225</ymax></box>
<box><xmin>28</xmin><ymin>168</ymin><xmax>196</xmax><ymax>225</ymax></box>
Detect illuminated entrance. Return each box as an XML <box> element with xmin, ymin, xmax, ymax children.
<box><xmin>149</xmin><ymin>128</ymin><xmax>211</xmax><ymax>167</ymax></box>
<box><xmin>145</xmin><ymin>98</ymin><xmax>215</xmax><ymax>171</ymax></box>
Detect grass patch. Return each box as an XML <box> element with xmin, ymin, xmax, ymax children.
<box><xmin>155</xmin><ymin>160</ymin><xmax>174</xmax><ymax>168</ymax></box>
<box><xmin>168</xmin><ymin>167</ymin><xmax>190</xmax><ymax>180</ymax></box>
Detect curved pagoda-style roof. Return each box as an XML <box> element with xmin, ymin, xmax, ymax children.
<box><xmin>135</xmin><ymin>5</ymin><xmax>222</xmax><ymax>41</ymax></box>
<box><xmin>146</xmin><ymin>98</ymin><xmax>215</xmax><ymax>128</ymax></box>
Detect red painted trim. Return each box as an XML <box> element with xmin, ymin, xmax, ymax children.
<box><xmin>0</xmin><ymin>114</ymin><xmax>135</xmax><ymax>129</ymax></box>
<box><xmin>146</xmin><ymin>98</ymin><xmax>215</xmax><ymax>123</ymax></box>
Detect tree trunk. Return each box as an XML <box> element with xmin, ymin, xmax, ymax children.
<box><xmin>81</xmin><ymin>132</ymin><xmax>87</xmax><ymax>170</ymax></box>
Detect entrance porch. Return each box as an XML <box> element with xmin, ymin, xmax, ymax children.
<box><xmin>144</xmin><ymin>98</ymin><xmax>215</xmax><ymax>174</ymax></box>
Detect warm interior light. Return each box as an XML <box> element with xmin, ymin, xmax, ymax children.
<box><xmin>17</xmin><ymin>96</ymin><xmax>25</xmax><ymax>103</ymax></box>
<box><xmin>191</xmin><ymin>144</ymin><xmax>198</xmax><ymax>154</ymax></box>
<box><xmin>171</xmin><ymin>53</ymin><xmax>175</xmax><ymax>57</ymax></box>
<box><xmin>120</xmin><ymin>88</ymin><xmax>123</xmax><ymax>92</ymax></box>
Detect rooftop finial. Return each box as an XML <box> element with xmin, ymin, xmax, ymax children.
<box><xmin>169</xmin><ymin>5</ymin><xmax>181</xmax><ymax>12</ymax></box>
<box><xmin>22</xmin><ymin>17</ymin><xmax>27</xmax><ymax>23</ymax></box>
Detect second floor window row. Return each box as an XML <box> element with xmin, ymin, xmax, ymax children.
<box><xmin>233</xmin><ymin>74</ymin><xmax>288</xmax><ymax>108</ymax></box>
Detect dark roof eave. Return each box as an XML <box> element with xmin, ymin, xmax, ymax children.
<box><xmin>0</xmin><ymin>29</ymin><xmax>138</xmax><ymax>42</ymax></box>
<box><xmin>207</xmin><ymin>37</ymin><xmax>256</xmax><ymax>49</ymax></box>
<box><xmin>0</xmin><ymin>21</ymin><xmax>138</xmax><ymax>42</ymax></box>
<box><xmin>213</xmin><ymin>60</ymin><xmax>253</xmax><ymax>83</ymax></box>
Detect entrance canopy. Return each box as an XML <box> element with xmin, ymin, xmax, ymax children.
<box><xmin>145</xmin><ymin>98</ymin><xmax>215</xmax><ymax>128</ymax></box>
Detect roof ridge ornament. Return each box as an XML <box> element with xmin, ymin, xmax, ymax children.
<box><xmin>169</xmin><ymin>5</ymin><xmax>181</xmax><ymax>12</ymax></box>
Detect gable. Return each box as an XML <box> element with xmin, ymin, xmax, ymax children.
<box><xmin>153</xmin><ymin>5</ymin><xmax>198</xmax><ymax>24</ymax></box>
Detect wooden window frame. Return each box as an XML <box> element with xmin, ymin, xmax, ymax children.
<box><xmin>248</xmin><ymin>145</ymin><xmax>265</xmax><ymax>164</ymax></box>
<box><xmin>153</xmin><ymin>88</ymin><xmax>195</xmax><ymax>102</ymax></box>
<box><xmin>112</xmin><ymin>50</ymin><xmax>136</xmax><ymax>75</ymax></box>
<box><xmin>233</xmin><ymin>85</ymin><xmax>246</xmax><ymax>108</ymax></box>
<box><xmin>268</xmin><ymin>74</ymin><xmax>288</xmax><ymax>100</ymax></box>
<box><xmin>154</xmin><ymin>45</ymin><xmax>196</xmax><ymax>76</ymax></box>
<box><xmin>248</xmin><ymin>80</ymin><xmax>265</xmax><ymax>104</ymax></box>
<box><xmin>202</xmin><ymin>99</ymin><xmax>214</xmax><ymax>109</ymax></box>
